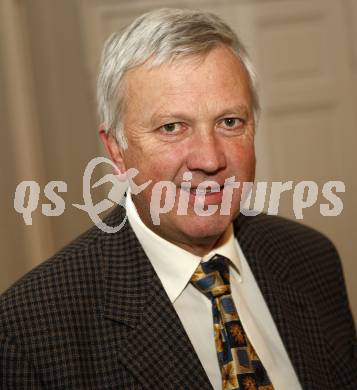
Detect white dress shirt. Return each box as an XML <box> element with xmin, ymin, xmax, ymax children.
<box><xmin>126</xmin><ymin>192</ymin><xmax>302</xmax><ymax>390</ymax></box>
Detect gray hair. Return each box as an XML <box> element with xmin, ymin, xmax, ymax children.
<box><xmin>97</xmin><ymin>8</ymin><xmax>259</xmax><ymax>148</ymax></box>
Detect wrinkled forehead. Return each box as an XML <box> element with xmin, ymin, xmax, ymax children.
<box><xmin>121</xmin><ymin>45</ymin><xmax>253</xmax><ymax>122</ymax></box>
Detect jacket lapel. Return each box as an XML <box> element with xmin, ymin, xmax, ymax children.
<box><xmin>99</xmin><ymin>207</ymin><xmax>334</xmax><ymax>389</ymax></box>
<box><xmin>234</xmin><ymin>214</ymin><xmax>333</xmax><ymax>389</ymax></box>
<box><xmin>99</xmin><ymin>207</ymin><xmax>212</xmax><ymax>389</ymax></box>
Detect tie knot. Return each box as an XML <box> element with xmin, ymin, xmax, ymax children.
<box><xmin>191</xmin><ymin>254</ymin><xmax>231</xmax><ymax>299</ymax></box>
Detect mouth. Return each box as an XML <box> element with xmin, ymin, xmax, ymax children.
<box><xmin>180</xmin><ymin>183</ymin><xmax>224</xmax><ymax>193</ymax></box>
<box><xmin>179</xmin><ymin>183</ymin><xmax>226</xmax><ymax>207</ymax></box>
<box><xmin>186</xmin><ymin>185</ymin><xmax>224</xmax><ymax>195</ymax></box>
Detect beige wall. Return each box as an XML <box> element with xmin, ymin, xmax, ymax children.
<box><xmin>0</xmin><ymin>0</ymin><xmax>54</xmax><ymax>285</ymax></box>
<box><xmin>1</xmin><ymin>0</ymin><xmax>356</xmax><ymax>323</ymax></box>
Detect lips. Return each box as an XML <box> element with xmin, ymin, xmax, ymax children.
<box><xmin>188</xmin><ymin>186</ymin><xmax>224</xmax><ymax>195</ymax></box>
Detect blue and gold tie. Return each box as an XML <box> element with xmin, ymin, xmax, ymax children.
<box><xmin>191</xmin><ymin>254</ymin><xmax>274</xmax><ymax>390</ymax></box>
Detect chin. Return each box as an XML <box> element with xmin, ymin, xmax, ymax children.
<box><xmin>177</xmin><ymin>213</ymin><xmax>234</xmax><ymax>241</ymax></box>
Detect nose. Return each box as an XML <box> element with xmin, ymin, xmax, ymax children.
<box><xmin>186</xmin><ymin>129</ymin><xmax>226</xmax><ymax>174</ymax></box>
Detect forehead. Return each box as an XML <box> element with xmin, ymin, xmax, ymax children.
<box><xmin>122</xmin><ymin>45</ymin><xmax>253</xmax><ymax>120</ymax></box>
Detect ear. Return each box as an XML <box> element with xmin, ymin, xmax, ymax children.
<box><xmin>99</xmin><ymin>127</ymin><xmax>127</xmax><ymax>173</ymax></box>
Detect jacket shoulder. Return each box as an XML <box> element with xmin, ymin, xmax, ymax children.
<box><xmin>234</xmin><ymin>212</ymin><xmax>336</xmax><ymax>258</ymax></box>
<box><xmin>0</xmin><ymin>206</ymin><xmax>127</xmax><ymax>338</ymax></box>
<box><xmin>233</xmin><ymin>212</ymin><xmax>343</xmax><ymax>293</ymax></box>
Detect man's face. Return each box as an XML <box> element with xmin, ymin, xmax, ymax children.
<box><xmin>107</xmin><ymin>45</ymin><xmax>255</xmax><ymax>254</ymax></box>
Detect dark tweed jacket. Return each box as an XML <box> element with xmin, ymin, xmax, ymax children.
<box><xmin>0</xmin><ymin>207</ymin><xmax>356</xmax><ymax>389</ymax></box>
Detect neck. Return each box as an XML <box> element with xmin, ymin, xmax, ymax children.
<box><xmin>148</xmin><ymin>221</ymin><xmax>232</xmax><ymax>257</ymax></box>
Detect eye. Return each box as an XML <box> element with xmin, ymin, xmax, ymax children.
<box><xmin>161</xmin><ymin>122</ymin><xmax>181</xmax><ymax>133</ymax></box>
<box><xmin>221</xmin><ymin>118</ymin><xmax>244</xmax><ymax>129</ymax></box>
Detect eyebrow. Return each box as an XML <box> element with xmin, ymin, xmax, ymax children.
<box><xmin>150</xmin><ymin>105</ymin><xmax>251</xmax><ymax>125</ymax></box>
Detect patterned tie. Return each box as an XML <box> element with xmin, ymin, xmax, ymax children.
<box><xmin>191</xmin><ymin>254</ymin><xmax>274</xmax><ymax>390</ymax></box>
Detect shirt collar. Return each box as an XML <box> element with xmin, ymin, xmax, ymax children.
<box><xmin>125</xmin><ymin>190</ymin><xmax>242</xmax><ymax>303</ymax></box>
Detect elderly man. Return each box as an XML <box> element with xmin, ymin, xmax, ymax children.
<box><xmin>1</xmin><ymin>8</ymin><xmax>356</xmax><ymax>390</ymax></box>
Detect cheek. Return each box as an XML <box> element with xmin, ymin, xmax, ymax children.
<box><xmin>127</xmin><ymin>136</ymin><xmax>185</xmax><ymax>175</ymax></box>
<box><xmin>126</xmin><ymin>156</ymin><xmax>176</xmax><ymax>190</ymax></box>
<box><xmin>229</xmin><ymin>143</ymin><xmax>256</xmax><ymax>180</ymax></box>
<box><xmin>145</xmin><ymin>149</ymin><xmax>186</xmax><ymax>183</ymax></box>
<box><xmin>246</xmin><ymin>149</ymin><xmax>256</xmax><ymax>179</ymax></box>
